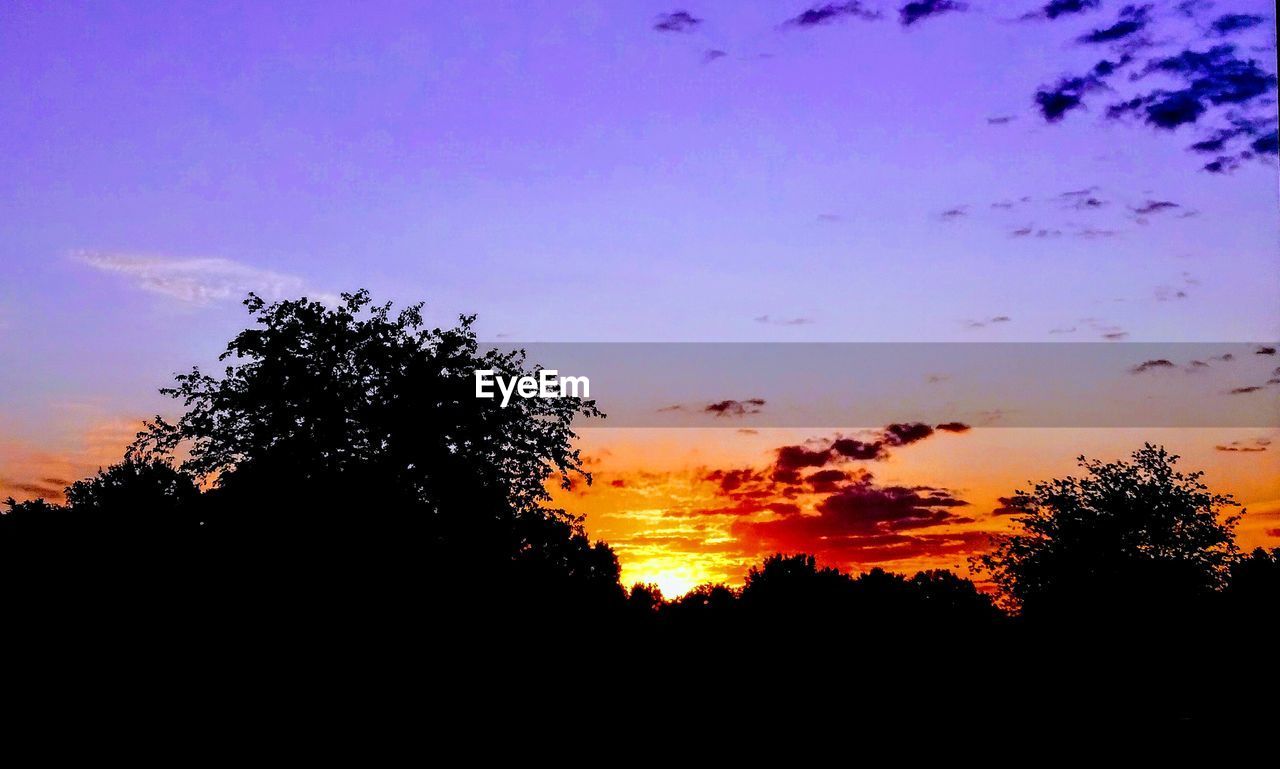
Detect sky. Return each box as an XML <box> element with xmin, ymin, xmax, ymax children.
<box><xmin>2</xmin><ymin>1</ymin><xmax>1278</xmax><ymax>595</ymax></box>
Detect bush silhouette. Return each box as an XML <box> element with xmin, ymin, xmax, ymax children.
<box><xmin>978</xmin><ymin>444</ymin><xmax>1240</xmax><ymax>621</ymax></box>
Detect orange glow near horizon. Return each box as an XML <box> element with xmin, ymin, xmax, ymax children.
<box><xmin>554</xmin><ymin>427</ymin><xmax>1280</xmax><ymax>596</ymax></box>
<box><xmin>4</xmin><ymin>419</ymin><xmax>1278</xmax><ymax>599</ymax></box>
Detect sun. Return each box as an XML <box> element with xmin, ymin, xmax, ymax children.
<box><xmin>628</xmin><ymin>567</ymin><xmax>700</xmax><ymax>599</ymax></box>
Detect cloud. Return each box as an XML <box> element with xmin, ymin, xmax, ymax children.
<box><xmin>754</xmin><ymin>314</ymin><xmax>815</xmax><ymax>326</ymax></box>
<box><xmin>940</xmin><ymin>206</ymin><xmax>968</xmax><ymax>219</ymax></box>
<box><xmin>1108</xmin><ymin>45</ymin><xmax>1277</xmax><ymax>131</ymax></box>
<box><xmin>775</xmin><ymin>422</ymin><xmax>956</xmax><ymax>471</ymax></box>
<box><xmin>1131</xmin><ymin>359</ymin><xmax>1176</xmax><ymax>373</ymax></box>
<box><xmin>703</xmin><ymin>49</ymin><xmax>728</xmax><ymax>63</ymax></box>
<box><xmin>1035</xmin><ymin>73</ymin><xmax>1106</xmax><ymax>121</ymax></box>
<box><xmin>987</xmin><ymin>115</ymin><xmax>1016</xmax><ymax>125</ymax></box>
<box><xmin>1131</xmin><ymin>200</ymin><xmax>1180</xmax><ymax>215</ymax></box>
<box><xmin>705</xmin><ymin>398</ymin><xmax>767</xmax><ymax>417</ymax></box>
<box><xmin>1229</xmin><ymin>386</ymin><xmax>1263</xmax><ymax>394</ymax></box>
<box><xmin>654</xmin><ymin>11</ymin><xmax>702</xmax><ymax>33</ymax></box>
<box><xmin>1077</xmin><ymin>4</ymin><xmax>1151</xmax><ymax>44</ymax></box>
<box><xmin>76</xmin><ymin>251</ymin><xmax>329</xmax><ymax>305</ymax></box>
<box><xmin>776</xmin><ymin>444</ymin><xmax>835</xmax><ymax>471</ymax></box>
<box><xmin>1209</xmin><ymin>14</ymin><xmax>1266</xmax><ymax>37</ymax></box>
<box><xmin>1215</xmin><ymin>438</ymin><xmax>1270</xmax><ymax>453</ymax></box>
<box><xmin>883</xmin><ymin>422</ymin><xmax>935</xmax><ymax>446</ymax></box>
<box><xmin>732</xmin><ymin>476</ymin><xmax>979</xmax><ymax>561</ymax></box>
<box><xmin>1042</xmin><ymin>0</ymin><xmax>1101</xmax><ymax>19</ymax></box>
<box><xmin>1027</xmin><ymin>4</ymin><xmax>1278</xmax><ymax>172</ymax></box>
<box><xmin>991</xmin><ymin>495</ymin><xmax>1029</xmax><ymax>516</ymax></box>
<box><xmin>784</xmin><ymin>2</ymin><xmax>882</xmax><ymax>27</ymax></box>
<box><xmin>830</xmin><ymin>437</ymin><xmax>887</xmax><ymax>461</ymax></box>
<box><xmin>899</xmin><ymin>0</ymin><xmax>968</xmax><ymax>27</ymax></box>
<box><xmin>1255</xmin><ymin>346</ymin><xmax>1276</xmax><ymax>356</ymax></box>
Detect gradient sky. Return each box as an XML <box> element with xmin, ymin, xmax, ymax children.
<box><xmin>2</xmin><ymin>1</ymin><xmax>1277</xmax><ymax>593</ymax></box>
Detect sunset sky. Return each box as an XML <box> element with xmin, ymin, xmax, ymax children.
<box><xmin>2</xmin><ymin>1</ymin><xmax>1277</xmax><ymax>595</ymax></box>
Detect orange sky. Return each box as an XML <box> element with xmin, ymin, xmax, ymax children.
<box><xmin>554</xmin><ymin>426</ymin><xmax>1280</xmax><ymax>597</ymax></box>
<box><xmin>4</xmin><ymin>417</ymin><xmax>1277</xmax><ymax>599</ymax></box>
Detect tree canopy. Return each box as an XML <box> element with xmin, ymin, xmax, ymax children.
<box><xmin>979</xmin><ymin>444</ymin><xmax>1240</xmax><ymax>618</ymax></box>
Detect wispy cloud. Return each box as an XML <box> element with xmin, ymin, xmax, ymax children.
<box><xmin>75</xmin><ymin>251</ymin><xmax>333</xmax><ymax>305</ymax></box>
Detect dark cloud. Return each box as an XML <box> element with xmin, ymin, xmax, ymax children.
<box><xmin>1215</xmin><ymin>438</ymin><xmax>1270</xmax><ymax>452</ymax></box>
<box><xmin>1028</xmin><ymin>4</ymin><xmax>1278</xmax><ymax>172</ymax></box>
<box><xmin>900</xmin><ymin>0</ymin><xmax>968</xmax><ymax>26</ymax></box>
<box><xmin>1061</xmin><ymin>186</ymin><xmax>1099</xmax><ymax>198</ymax></box>
<box><xmin>654</xmin><ymin>11</ymin><xmax>702</xmax><ymax>33</ymax></box>
<box><xmin>1043</xmin><ymin>0</ymin><xmax>1101</xmax><ymax>19</ymax></box>
<box><xmin>773</xmin><ymin>422</ymin><xmax>966</xmax><ymax>474</ymax></box>
<box><xmin>1209</xmin><ymin>14</ymin><xmax>1266</xmax><ymax>37</ymax></box>
<box><xmin>1035</xmin><ymin>73</ymin><xmax>1105</xmax><ymax>121</ymax></box>
<box><xmin>806</xmin><ymin>468</ymin><xmax>850</xmax><ymax>492</ymax></box>
<box><xmin>784</xmin><ymin>2</ymin><xmax>882</xmax><ymax>26</ymax></box>
<box><xmin>987</xmin><ymin>115</ymin><xmax>1016</xmax><ymax>125</ymax></box>
<box><xmin>703</xmin><ymin>49</ymin><xmax>728</xmax><ymax>63</ymax></box>
<box><xmin>1257</xmin><ymin>346</ymin><xmax>1277</xmax><ymax>355</ymax></box>
<box><xmin>705</xmin><ymin>398</ymin><xmax>766</xmax><ymax>417</ymax></box>
<box><xmin>940</xmin><ymin>206</ymin><xmax>968</xmax><ymax>219</ymax></box>
<box><xmin>830</xmin><ymin>437</ymin><xmax>887</xmax><ymax>461</ymax></box>
<box><xmin>883</xmin><ymin>422</ymin><xmax>935</xmax><ymax>446</ymax></box>
<box><xmin>1071</xmin><ymin>196</ymin><xmax>1108</xmax><ymax>210</ymax></box>
<box><xmin>705</xmin><ymin>467</ymin><xmax>763</xmax><ymax>493</ymax></box>
<box><xmin>1229</xmin><ymin>386</ymin><xmax>1262</xmax><ymax>394</ymax></box>
<box><xmin>11</xmin><ymin>482</ymin><xmax>63</xmax><ymax>499</ymax></box>
<box><xmin>1109</xmin><ymin>45</ymin><xmax>1277</xmax><ymax>131</ymax></box>
<box><xmin>991</xmin><ymin>495</ymin><xmax>1030</xmax><ymax>516</ymax></box>
<box><xmin>737</xmin><ymin>478</ymin><xmax>971</xmax><ymax>545</ymax></box>
<box><xmin>1131</xmin><ymin>358</ymin><xmax>1176</xmax><ymax>373</ymax></box>
<box><xmin>1131</xmin><ymin>200</ymin><xmax>1180</xmax><ymax>214</ymax></box>
<box><xmin>1176</xmin><ymin>0</ymin><xmax>1213</xmax><ymax>18</ymax></box>
<box><xmin>776</xmin><ymin>444</ymin><xmax>835</xmax><ymax>471</ymax></box>
<box><xmin>1077</xmin><ymin>4</ymin><xmax>1151</xmax><ymax>44</ymax></box>
<box><xmin>1103</xmin><ymin>331</ymin><xmax>1129</xmax><ymax>340</ymax></box>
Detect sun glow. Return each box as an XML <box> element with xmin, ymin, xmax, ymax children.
<box><xmin>629</xmin><ymin>567</ymin><xmax>700</xmax><ymax>600</ymax></box>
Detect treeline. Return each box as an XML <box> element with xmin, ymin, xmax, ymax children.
<box><xmin>2</xmin><ymin>292</ymin><xmax>1277</xmax><ymax>719</ymax></box>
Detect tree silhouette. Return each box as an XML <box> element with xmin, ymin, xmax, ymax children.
<box><xmin>4</xmin><ymin>291</ymin><xmax>621</xmax><ymax>630</ymax></box>
<box><xmin>2</xmin><ymin>289</ymin><xmax>1277</xmax><ymax>714</ymax></box>
<box><xmin>979</xmin><ymin>444</ymin><xmax>1240</xmax><ymax>620</ymax></box>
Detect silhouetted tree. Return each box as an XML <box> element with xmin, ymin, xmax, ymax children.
<box><xmin>4</xmin><ymin>291</ymin><xmax>623</xmax><ymax>631</ymax></box>
<box><xmin>740</xmin><ymin>553</ymin><xmax>854</xmax><ymax>613</ymax></box>
<box><xmin>1222</xmin><ymin>547</ymin><xmax>1280</xmax><ymax>633</ymax></box>
<box><xmin>979</xmin><ymin>444</ymin><xmax>1239</xmax><ymax>620</ymax></box>
<box><xmin>0</xmin><ymin>459</ymin><xmax>205</xmax><ymax>618</ymax></box>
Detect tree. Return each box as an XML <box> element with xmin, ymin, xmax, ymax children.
<box><xmin>740</xmin><ymin>553</ymin><xmax>854</xmax><ymax>612</ymax></box>
<box><xmin>111</xmin><ymin>290</ymin><xmax>622</xmax><ymax>613</ymax></box>
<box><xmin>979</xmin><ymin>444</ymin><xmax>1240</xmax><ymax>618</ymax></box>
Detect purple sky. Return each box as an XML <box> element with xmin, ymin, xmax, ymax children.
<box><xmin>1</xmin><ymin>1</ymin><xmax>1277</xmax><ymax>455</ymax></box>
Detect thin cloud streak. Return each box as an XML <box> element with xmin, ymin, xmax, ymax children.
<box><xmin>75</xmin><ymin>251</ymin><xmax>336</xmax><ymax>306</ymax></box>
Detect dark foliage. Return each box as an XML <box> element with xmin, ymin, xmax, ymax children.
<box><xmin>3</xmin><ymin>293</ymin><xmax>1277</xmax><ymax>720</ymax></box>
